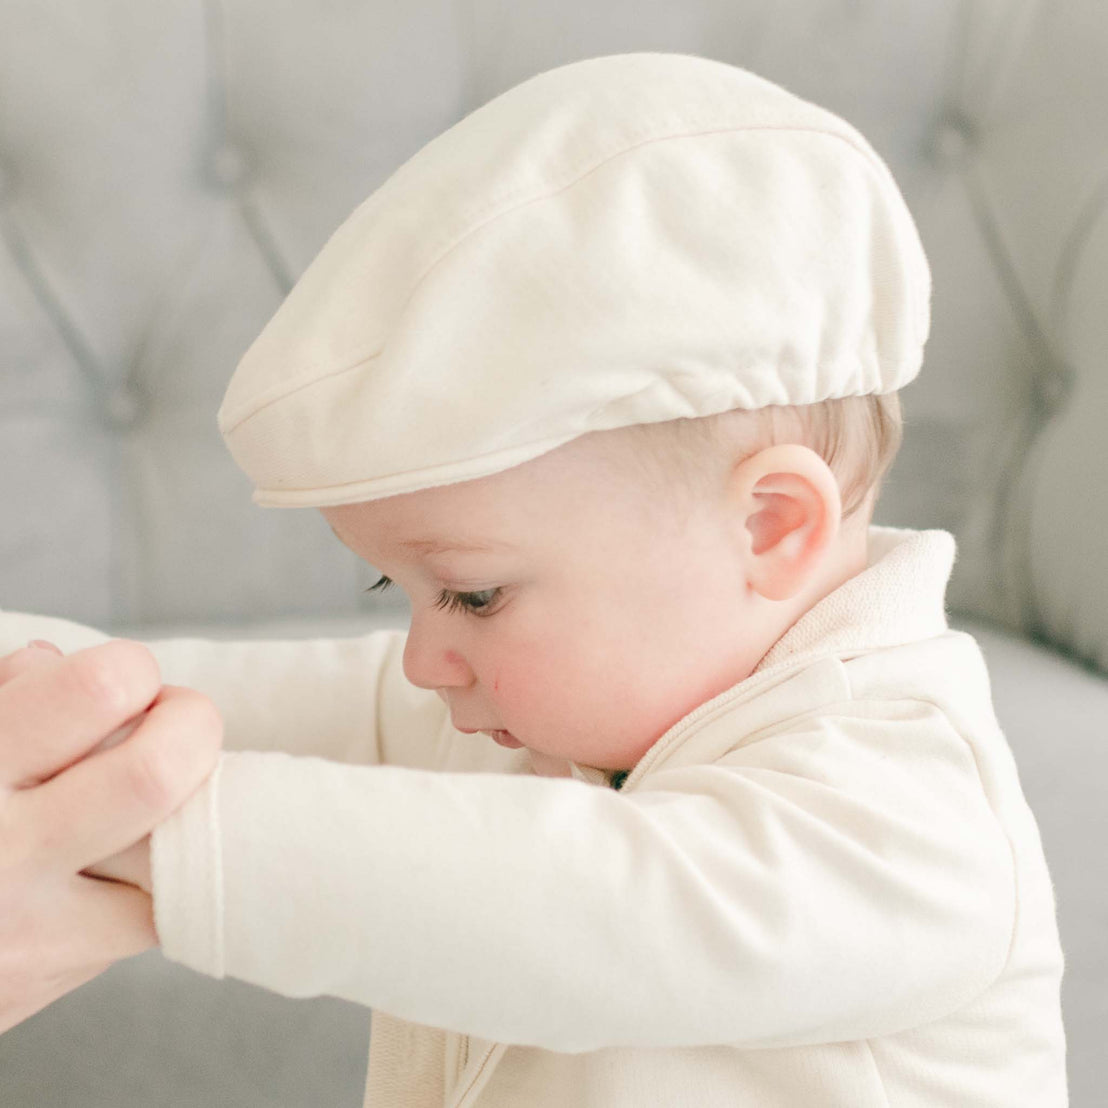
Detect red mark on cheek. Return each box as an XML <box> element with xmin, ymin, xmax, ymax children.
<box><xmin>494</xmin><ymin>676</ymin><xmax>500</xmax><ymax>692</ymax></box>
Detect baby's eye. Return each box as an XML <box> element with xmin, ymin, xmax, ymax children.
<box><xmin>434</xmin><ymin>588</ymin><xmax>502</xmax><ymax>617</ymax></box>
<box><xmin>365</xmin><ymin>576</ymin><xmax>501</xmax><ymax>618</ymax></box>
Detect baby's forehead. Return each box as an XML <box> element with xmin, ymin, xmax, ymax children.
<box><xmin>323</xmin><ymin>430</ymin><xmax>660</xmax><ymax>548</ymax></box>
<box><xmin>425</xmin><ymin>428</ymin><xmax>646</xmax><ymax>503</ymax></box>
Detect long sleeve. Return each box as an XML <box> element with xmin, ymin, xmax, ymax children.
<box><xmin>136</xmin><ymin>630</ymin><xmax>448</xmax><ymax>767</ymax></box>
<box><xmin>152</xmin><ymin>696</ymin><xmax>1016</xmax><ymax>1052</ymax></box>
<box><xmin>0</xmin><ymin>610</ymin><xmax>447</xmax><ymax>766</ymax></box>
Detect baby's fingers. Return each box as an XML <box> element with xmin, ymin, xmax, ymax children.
<box><xmin>11</xmin><ymin>684</ymin><xmax>223</xmax><ymax>876</ymax></box>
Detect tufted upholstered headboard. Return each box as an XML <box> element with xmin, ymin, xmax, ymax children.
<box><xmin>1</xmin><ymin>0</ymin><xmax>1105</xmax><ymax>675</ymax></box>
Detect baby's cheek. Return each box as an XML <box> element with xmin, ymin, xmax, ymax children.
<box><xmin>491</xmin><ymin>657</ymin><xmax>554</xmax><ymax>720</ymax></box>
<box><xmin>491</xmin><ymin>644</ymin><xmax>585</xmax><ymax>729</ymax></box>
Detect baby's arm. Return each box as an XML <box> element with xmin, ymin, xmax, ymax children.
<box><xmin>149</xmin><ymin>703</ymin><xmax>1013</xmax><ymax>1051</ymax></box>
<box><xmin>2</xmin><ymin>612</ymin><xmax>452</xmax><ymax>903</ymax></box>
<box><xmin>0</xmin><ymin>612</ymin><xmax>448</xmax><ymax>769</ymax></box>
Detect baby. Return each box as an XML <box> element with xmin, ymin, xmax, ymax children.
<box><xmin>317</xmin><ymin>408</ymin><xmax>879</xmax><ymax>783</ymax></box>
<box><xmin>49</xmin><ymin>52</ymin><xmax>1066</xmax><ymax>1106</ymax></box>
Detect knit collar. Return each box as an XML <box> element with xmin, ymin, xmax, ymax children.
<box><xmin>753</xmin><ymin>524</ymin><xmax>955</xmax><ymax>675</ymax></box>
<box><xmin>558</xmin><ymin>525</ymin><xmax>956</xmax><ymax>788</ymax></box>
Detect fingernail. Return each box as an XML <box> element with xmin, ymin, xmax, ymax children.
<box><xmin>27</xmin><ymin>639</ymin><xmax>63</xmax><ymax>655</ymax></box>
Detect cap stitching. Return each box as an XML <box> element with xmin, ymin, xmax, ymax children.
<box><xmin>223</xmin><ymin>124</ymin><xmax>901</xmax><ymax>435</ymax></box>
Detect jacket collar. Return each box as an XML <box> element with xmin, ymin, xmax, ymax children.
<box><xmin>753</xmin><ymin>525</ymin><xmax>955</xmax><ymax>674</ymax></box>
<box><xmin>563</xmin><ymin>525</ymin><xmax>956</xmax><ymax>788</ymax></box>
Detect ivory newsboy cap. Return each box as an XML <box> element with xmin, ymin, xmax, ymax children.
<box><xmin>219</xmin><ymin>51</ymin><xmax>931</xmax><ymax>507</ymax></box>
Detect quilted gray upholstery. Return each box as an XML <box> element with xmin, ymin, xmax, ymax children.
<box><xmin>1</xmin><ymin>1</ymin><xmax>1105</xmax><ymax>1106</ymax></box>
<box><xmin>1</xmin><ymin>0</ymin><xmax>1106</xmax><ymax>673</ymax></box>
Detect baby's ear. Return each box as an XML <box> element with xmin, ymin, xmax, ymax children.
<box><xmin>729</xmin><ymin>444</ymin><xmax>841</xmax><ymax>601</ymax></box>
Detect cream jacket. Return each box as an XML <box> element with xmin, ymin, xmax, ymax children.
<box><xmin>2</xmin><ymin>526</ymin><xmax>1067</xmax><ymax>1106</ymax></box>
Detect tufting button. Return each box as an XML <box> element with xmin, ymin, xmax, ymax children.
<box><xmin>929</xmin><ymin>110</ymin><xmax>977</xmax><ymax>169</ymax></box>
<box><xmin>103</xmin><ymin>388</ymin><xmax>142</xmax><ymax>430</ymax></box>
<box><xmin>208</xmin><ymin>142</ymin><xmax>250</xmax><ymax>189</ymax></box>
<box><xmin>1035</xmin><ymin>360</ymin><xmax>1074</xmax><ymax>415</ymax></box>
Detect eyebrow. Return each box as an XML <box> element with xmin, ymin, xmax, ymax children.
<box><xmin>325</xmin><ymin>521</ymin><xmax>508</xmax><ymax>558</ymax></box>
<box><xmin>398</xmin><ymin>537</ymin><xmax>507</xmax><ymax>555</ymax></box>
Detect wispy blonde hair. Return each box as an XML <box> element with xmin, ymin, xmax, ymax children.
<box><xmin>594</xmin><ymin>393</ymin><xmax>903</xmax><ymax>526</ymax></box>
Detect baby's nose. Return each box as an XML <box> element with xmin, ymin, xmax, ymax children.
<box><xmin>401</xmin><ymin>624</ymin><xmax>472</xmax><ymax>690</ymax></box>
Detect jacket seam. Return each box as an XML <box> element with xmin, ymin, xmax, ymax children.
<box><xmin>863</xmin><ymin>1039</ymin><xmax>893</xmax><ymax>1107</ymax></box>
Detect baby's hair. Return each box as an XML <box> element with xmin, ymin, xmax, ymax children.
<box><xmin>595</xmin><ymin>393</ymin><xmax>903</xmax><ymax>528</ymax></box>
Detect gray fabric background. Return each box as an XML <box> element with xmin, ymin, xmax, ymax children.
<box><xmin>1</xmin><ymin>0</ymin><xmax>1106</xmax><ymax>671</ymax></box>
<box><xmin>1</xmin><ymin>2</ymin><xmax>1105</xmax><ymax>1105</ymax></box>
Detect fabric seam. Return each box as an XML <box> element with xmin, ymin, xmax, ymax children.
<box><xmin>220</xmin><ymin>123</ymin><xmax>900</xmax><ymax>434</ymax></box>
<box><xmin>863</xmin><ymin>1038</ymin><xmax>893</xmax><ymax>1107</ymax></box>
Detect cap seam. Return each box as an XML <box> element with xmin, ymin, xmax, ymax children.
<box><xmin>243</xmin><ymin>356</ymin><xmax>916</xmax><ymax>505</ymax></box>
<box><xmin>222</xmin><ymin>124</ymin><xmax>895</xmax><ymax>435</ymax></box>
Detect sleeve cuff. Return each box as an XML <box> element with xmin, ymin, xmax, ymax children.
<box><xmin>150</xmin><ymin>754</ymin><xmax>226</xmax><ymax>979</ymax></box>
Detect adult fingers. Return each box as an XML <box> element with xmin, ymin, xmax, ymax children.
<box><xmin>0</xmin><ymin>878</ymin><xmax>154</xmax><ymax>1035</ymax></box>
<box><xmin>12</xmin><ymin>684</ymin><xmax>223</xmax><ymax>875</ymax></box>
<box><xmin>0</xmin><ymin>639</ymin><xmax>161</xmax><ymax>790</ymax></box>
<box><xmin>0</xmin><ymin>640</ymin><xmax>65</xmax><ymax>687</ymax></box>
<box><xmin>64</xmin><ymin>875</ymin><xmax>158</xmax><ymax>961</ymax></box>
<box><xmin>0</xmin><ymin>963</ymin><xmax>109</xmax><ymax>1036</ymax></box>
<box><xmin>0</xmin><ymin>961</ymin><xmax>104</xmax><ymax>1037</ymax></box>
<box><xmin>9</xmin><ymin>878</ymin><xmax>155</xmax><ymax>974</ymax></box>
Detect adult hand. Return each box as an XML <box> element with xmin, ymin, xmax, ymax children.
<box><xmin>0</xmin><ymin>639</ymin><xmax>222</xmax><ymax>1034</ymax></box>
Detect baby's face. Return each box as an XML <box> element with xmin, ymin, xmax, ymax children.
<box><xmin>321</xmin><ymin>432</ymin><xmax>777</xmax><ymax>773</ymax></box>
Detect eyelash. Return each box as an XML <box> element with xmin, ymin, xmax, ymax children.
<box><xmin>364</xmin><ymin>575</ymin><xmax>502</xmax><ymax>617</ymax></box>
